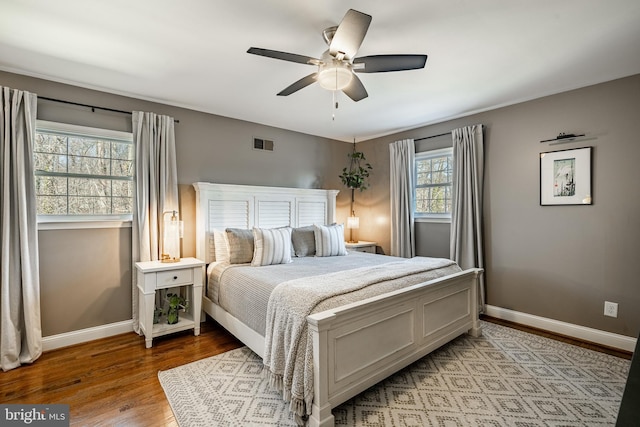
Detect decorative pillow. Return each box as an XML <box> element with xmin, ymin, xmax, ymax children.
<box><xmin>251</xmin><ymin>227</ymin><xmax>293</xmax><ymax>266</ymax></box>
<box><xmin>291</xmin><ymin>225</ymin><xmax>316</xmax><ymax>257</ymax></box>
<box><xmin>314</xmin><ymin>223</ymin><xmax>347</xmax><ymax>257</ymax></box>
<box><xmin>225</xmin><ymin>228</ymin><xmax>254</xmax><ymax>264</ymax></box>
<box><xmin>213</xmin><ymin>229</ymin><xmax>230</xmax><ymax>263</ymax></box>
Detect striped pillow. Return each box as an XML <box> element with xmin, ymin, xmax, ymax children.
<box><xmin>314</xmin><ymin>224</ymin><xmax>347</xmax><ymax>257</ymax></box>
<box><xmin>251</xmin><ymin>227</ymin><xmax>293</xmax><ymax>266</ymax></box>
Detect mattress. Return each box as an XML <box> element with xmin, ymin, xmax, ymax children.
<box><xmin>206</xmin><ymin>251</ymin><xmax>405</xmax><ymax>336</ymax></box>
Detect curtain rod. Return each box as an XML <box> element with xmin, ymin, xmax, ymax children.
<box><xmin>414</xmin><ymin>131</ymin><xmax>450</xmax><ymax>142</ymax></box>
<box><xmin>38</xmin><ymin>96</ymin><xmax>180</xmax><ymax>123</ymax></box>
<box><xmin>415</xmin><ymin>125</ymin><xmax>486</xmax><ymax>142</ymax></box>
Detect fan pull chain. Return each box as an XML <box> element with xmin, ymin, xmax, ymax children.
<box><xmin>332</xmin><ymin>66</ymin><xmax>340</xmax><ymax>121</ymax></box>
<box><xmin>332</xmin><ymin>90</ymin><xmax>339</xmax><ymax>121</ymax></box>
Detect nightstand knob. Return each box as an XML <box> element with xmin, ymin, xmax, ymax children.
<box><xmin>173</xmin><ymin>276</ymin><xmax>178</xmax><ymax>280</ymax></box>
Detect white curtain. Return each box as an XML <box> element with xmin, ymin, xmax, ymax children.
<box><xmin>131</xmin><ymin>111</ymin><xmax>178</xmax><ymax>334</ymax></box>
<box><xmin>450</xmin><ymin>124</ymin><xmax>485</xmax><ymax>309</ymax></box>
<box><xmin>389</xmin><ymin>139</ymin><xmax>415</xmax><ymax>258</ymax></box>
<box><xmin>0</xmin><ymin>86</ymin><xmax>41</xmax><ymax>371</ymax></box>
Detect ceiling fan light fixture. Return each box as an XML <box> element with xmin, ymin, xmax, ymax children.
<box><xmin>318</xmin><ymin>63</ymin><xmax>353</xmax><ymax>91</ymax></box>
<box><xmin>247</xmin><ymin>9</ymin><xmax>427</xmax><ymax>101</ymax></box>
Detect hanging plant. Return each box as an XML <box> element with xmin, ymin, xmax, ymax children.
<box><xmin>339</xmin><ymin>144</ymin><xmax>373</xmax><ymax>191</ymax></box>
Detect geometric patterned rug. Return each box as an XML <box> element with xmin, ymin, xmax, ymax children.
<box><xmin>158</xmin><ymin>321</ymin><xmax>630</xmax><ymax>426</ymax></box>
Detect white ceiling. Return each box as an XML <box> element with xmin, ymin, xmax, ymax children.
<box><xmin>2</xmin><ymin>0</ymin><xmax>640</xmax><ymax>142</ymax></box>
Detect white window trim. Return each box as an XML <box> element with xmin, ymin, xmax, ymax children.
<box><xmin>414</xmin><ymin>147</ymin><xmax>453</xmax><ymax>223</ymax></box>
<box><xmin>35</xmin><ymin>120</ymin><xmax>134</xmax><ymax>227</ymax></box>
<box><xmin>37</xmin><ymin>120</ymin><xmax>132</xmax><ymax>141</ymax></box>
<box><xmin>415</xmin><ymin>215</ymin><xmax>451</xmax><ymax>224</ymax></box>
<box><xmin>38</xmin><ymin>219</ymin><xmax>132</xmax><ymax>230</ymax></box>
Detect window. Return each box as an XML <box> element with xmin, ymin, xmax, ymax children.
<box><xmin>34</xmin><ymin>121</ymin><xmax>134</xmax><ymax>222</ymax></box>
<box><xmin>414</xmin><ymin>147</ymin><xmax>453</xmax><ymax>221</ymax></box>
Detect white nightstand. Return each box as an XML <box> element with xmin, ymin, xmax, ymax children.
<box><xmin>345</xmin><ymin>241</ymin><xmax>377</xmax><ymax>254</ymax></box>
<box><xmin>135</xmin><ymin>257</ymin><xmax>205</xmax><ymax>348</ymax></box>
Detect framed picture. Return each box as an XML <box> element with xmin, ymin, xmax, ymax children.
<box><xmin>540</xmin><ymin>147</ymin><xmax>592</xmax><ymax>205</ymax></box>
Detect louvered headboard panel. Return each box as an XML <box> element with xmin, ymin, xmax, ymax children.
<box><xmin>297</xmin><ymin>201</ymin><xmax>329</xmax><ymax>226</ymax></box>
<box><xmin>255</xmin><ymin>199</ymin><xmax>293</xmax><ymax>228</ymax></box>
<box><xmin>193</xmin><ymin>182</ymin><xmax>339</xmax><ymax>264</ymax></box>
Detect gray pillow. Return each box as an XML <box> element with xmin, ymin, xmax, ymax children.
<box><xmin>291</xmin><ymin>225</ymin><xmax>316</xmax><ymax>257</ymax></box>
<box><xmin>225</xmin><ymin>228</ymin><xmax>254</xmax><ymax>264</ymax></box>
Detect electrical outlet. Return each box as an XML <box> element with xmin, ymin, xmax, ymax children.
<box><xmin>604</xmin><ymin>301</ymin><xmax>618</xmax><ymax>318</ymax></box>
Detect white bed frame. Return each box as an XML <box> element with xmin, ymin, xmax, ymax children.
<box><xmin>193</xmin><ymin>182</ymin><xmax>482</xmax><ymax>427</ymax></box>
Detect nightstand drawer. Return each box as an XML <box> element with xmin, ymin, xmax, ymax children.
<box><xmin>345</xmin><ymin>241</ymin><xmax>377</xmax><ymax>254</ymax></box>
<box><xmin>157</xmin><ymin>269</ymin><xmax>193</xmax><ymax>288</ymax></box>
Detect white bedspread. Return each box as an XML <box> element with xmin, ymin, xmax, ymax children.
<box><xmin>262</xmin><ymin>256</ymin><xmax>460</xmax><ymax>423</ymax></box>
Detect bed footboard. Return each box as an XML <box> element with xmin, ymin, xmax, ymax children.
<box><xmin>306</xmin><ymin>268</ymin><xmax>482</xmax><ymax>427</ymax></box>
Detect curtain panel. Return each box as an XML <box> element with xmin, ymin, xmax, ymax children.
<box><xmin>131</xmin><ymin>111</ymin><xmax>178</xmax><ymax>334</ymax></box>
<box><xmin>0</xmin><ymin>86</ymin><xmax>42</xmax><ymax>371</ymax></box>
<box><xmin>389</xmin><ymin>139</ymin><xmax>415</xmax><ymax>258</ymax></box>
<box><xmin>450</xmin><ymin>124</ymin><xmax>485</xmax><ymax>309</ymax></box>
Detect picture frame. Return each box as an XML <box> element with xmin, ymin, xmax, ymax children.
<box><xmin>540</xmin><ymin>147</ymin><xmax>592</xmax><ymax>206</ymax></box>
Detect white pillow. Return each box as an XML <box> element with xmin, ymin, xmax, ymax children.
<box><xmin>313</xmin><ymin>224</ymin><xmax>347</xmax><ymax>257</ymax></box>
<box><xmin>251</xmin><ymin>227</ymin><xmax>293</xmax><ymax>266</ymax></box>
<box><xmin>213</xmin><ymin>229</ymin><xmax>230</xmax><ymax>263</ymax></box>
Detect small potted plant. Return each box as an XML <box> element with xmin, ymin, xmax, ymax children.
<box><xmin>153</xmin><ymin>307</ymin><xmax>164</xmax><ymax>324</ymax></box>
<box><xmin>165</xmin><ymin>293</ymin><xmax>189</xmax><ymax>325</ymax></box>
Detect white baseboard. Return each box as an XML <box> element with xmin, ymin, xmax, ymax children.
<box><xmin>484</xmin><ymin>305</ymin><xmax>637</xmax><ymax>353</ymax></box>
<box><xmin>42</xmin><ymin>320</ymin><xmax>135</xmax><ymax>352</ymax></box>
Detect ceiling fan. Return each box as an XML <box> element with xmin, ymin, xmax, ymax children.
<box><xmin>247</xmin><ymin>9</ymin><xmax>428</xmax><ymax>102</ymax></box>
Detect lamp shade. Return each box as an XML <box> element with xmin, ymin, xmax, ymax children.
<box><xmin>347</xmin><ymin>215</ymin><xmax>360</xmax><ymax>230</ymax></box>
<box><xmin>162</xmin><ymin>211</ymin><xmax>183</xmax><ymax>263</ymax></box>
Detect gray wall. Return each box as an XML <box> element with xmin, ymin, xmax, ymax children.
<box><xmin>38</xmin><ymin>228</ymin><xmax>132</xmax><ymax>333</ymax></box>
<box><xmin>4</xmin><ymin>69</ymin><xmax>638</xmax><ymax>340</ymax></box>
<box><xmin>1</xmin><ymin>70</ymin><xmax>350</xmax><ymax>337</ymax></box>
<box><xmin>356</xmin><ymin>74</ymin><xmax>640</xmax><ymax>338</ymax></box>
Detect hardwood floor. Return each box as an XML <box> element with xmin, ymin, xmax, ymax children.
<box><xmin>0</xmin><ymin>320</ymin><xmax>242</xmax><ymax>427</ymax></box>
<box><xmin>1</xmin><ymin>317</ymin><xmax>630</xmax><ymax>427</ymax></box>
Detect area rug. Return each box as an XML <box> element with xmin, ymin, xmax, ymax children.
<box><xmin>158</xmin><ymin>321</ymin><xmax>630</xmax><ymax>426</ymax></box>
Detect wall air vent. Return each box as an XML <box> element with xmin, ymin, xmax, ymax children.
<box><xmin>253</xmin><ymin>137</ymin><xmax>274</xmax><ymax>152</ymax></box>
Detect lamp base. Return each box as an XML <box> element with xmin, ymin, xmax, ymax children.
<box><xmin>160</xmin><ymin>254</ymin><xmax>180</xmax><ymax>263</ymax></box>
<box><xmin>347</xmin><ymin>240</ymin><xmax>358</xmax><ymax>243</ymax></box>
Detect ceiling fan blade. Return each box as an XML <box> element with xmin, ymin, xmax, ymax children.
<box><xmin>277</xmin><ymin>73</ymin><xmax>318</xmax><ymax>96</ymax></box>
<box><xmin>247</xmin><ymin>47</ymin><xmax>319</xmax><ymax>65</ymax></box>
<box><xmin>342</xmin><ymin>74</ymin><xmax>368</xmax><ymax>102</ymax></box>
<box><xmin>329</xmin><ymin>9</ymin><xmax>372</xmax><ymax>60</ymax></box>
<box><xmin>353</xmin><ymin>55</ymin><xmax>428</xmax><ymax>73</ymax></box>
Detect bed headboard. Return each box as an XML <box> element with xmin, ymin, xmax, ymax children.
<box><xmin>192</xmin><ymin>182</ymin><xmax>339</xmax><ymax>264</ymax></box>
